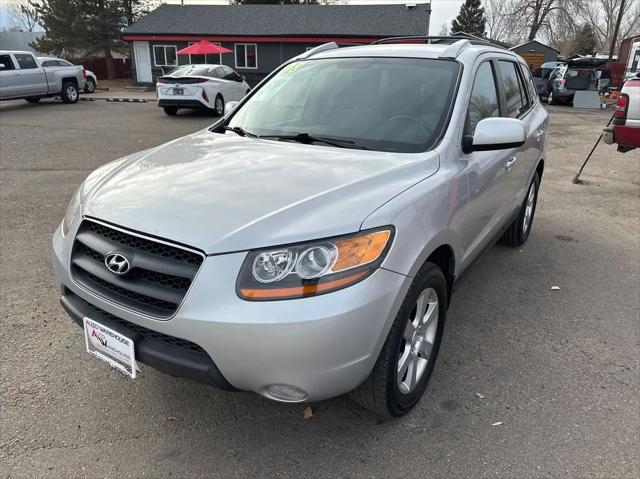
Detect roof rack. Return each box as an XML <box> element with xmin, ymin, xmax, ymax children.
<box><xmin>298</xmin><ymin>42</ymin><xmax>364</xmax><ymax>60</ymax></box>
<box><xmin>372</xmin><ymin>35</ymin><xmax>506</xmax><ymax>49</ymax></box>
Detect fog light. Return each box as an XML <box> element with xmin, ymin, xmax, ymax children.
<box><xmin>263</xmin><ymin>384</ymin><xmax>308</xmax><ymax>402</ymax></box>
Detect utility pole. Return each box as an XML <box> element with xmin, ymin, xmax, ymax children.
<box><xmin>609</xmin><ymin>0</ymin><xmax>626</xmax><ymax>62</ymax></box>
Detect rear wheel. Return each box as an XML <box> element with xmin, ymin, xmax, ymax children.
<box><xmin>61</xmin><ymin>81</ymin><xmax>79</xmax><ymax>104</ymax></box>
<box><xmin>84</xmin><ymin>78</ymin><xmax>96</xmax><ymax>93</ymax></box>
<box><xmin>214</xmin><ymin>94</ymin><xmax>224</xmax><ymax>116</ymax></box>
<box><xmin>500</xmin><ymin>172</ymin><xmax>540</xmax><ymax>247</ymax></box>
<box><xmin>163</xmin><ymin>106</ymin><xmax>178</xmax><ymax>116</ymax></box>
<box><xmin>350</xmin><ymin>262</ymin><xmax>447</xmax><ymax>417</ymax></box>
<box><xmin>25</xmin><ymin>97</ymin><xmax>41</xmax><ymax>103</ymax></box>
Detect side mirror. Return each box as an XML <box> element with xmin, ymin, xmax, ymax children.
<box><xmin>241</xmin><ymin>75</ymin><xmax>246</xmax><ymax>82</ymax></box>
<box><xmin>0</xmin><ymin>63</ymin><xmax>5</xmax><ymax>69</ymax></box>
<box><xmin>464</xmin><ymin>118</ymin><xmax>527</xmax><ymax>153</ymax></box>
<box><xmin>225</xmin><ymin>100</ymin><xmax>239</xmax><ymax>114</ymax></box>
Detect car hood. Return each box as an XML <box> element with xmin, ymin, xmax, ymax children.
<box><xmin>82</xmin><ymin>130</ymin><xmax>439</xmax><ymax>254</ymax></box>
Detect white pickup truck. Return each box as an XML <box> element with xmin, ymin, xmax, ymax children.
<box><xmin>0</xmin><ymin>50</ymin><xmax>85</xmax><ymax>104</ymax></box>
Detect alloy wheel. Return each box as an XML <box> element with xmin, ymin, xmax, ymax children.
<box><xmin>523</xmin><ymin>181</ymin><xmax>536</xmax><ymax>234</ymax></box>
<box><xmin>397</xmin><ymin>287</ymin><xmax>439</xmax><ymax>395</ymax></box>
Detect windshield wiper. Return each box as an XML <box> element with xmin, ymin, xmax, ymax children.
<box><xmin>257</xmin><ymin>132</ymin><xmax>363</xmax><ymax>149</ymax></box>
<box><xmin>223</xmin><ymin>125</ymin><xmax>258</xmax><ymax>138</ymax></box>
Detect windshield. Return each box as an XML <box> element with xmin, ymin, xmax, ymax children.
<box><xmin>227</xmin><ymin>57</ymin><xmax>460</xmax><ymax>153</ymax></box>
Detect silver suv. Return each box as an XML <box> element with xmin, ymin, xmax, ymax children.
<box><xmin>53</xmin><ymin>38</ymin><xmax>548</xmax><ymax>417</ymax></box>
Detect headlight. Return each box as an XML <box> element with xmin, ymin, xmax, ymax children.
<box><xmin>61</xmin><ymin>187</ymin><xmax>82</xmax><ymax>237</ymax></box>
<box><xmin>237</xmin><ymin>227</ymin><xmax>393</xmax><ymax>300</ymax></box>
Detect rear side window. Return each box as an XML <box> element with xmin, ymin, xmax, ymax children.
<box><xmin>14</xmin><ymin>54</ymin><xmax>38</xmax><ymax>69</ymax></box>
<box><xmin>498</xmin><ymin>61</ymin><xmax>528</xmax><ymax>118</ymax></box>
<box><xmin>522</xmin><ymin>64</ymin><xmax>538</xmax><ymax>104</ymax></box>
<box><xmin>466</xmin><ymin>61</ymin><xmax>500</xmax><ymax>135</ymax></box>
<box><xmin>0</xmin><ymin>54</ymin><xmax>15</xmax><ymax>70</ymax></box>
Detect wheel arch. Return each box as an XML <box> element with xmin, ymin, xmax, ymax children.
<box><xmin>61</xmin><ymin>76</ymin><xmax>78</xmax><ymax>88</ymax></box>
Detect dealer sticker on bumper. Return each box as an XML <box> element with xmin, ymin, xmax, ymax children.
<box><xmin>83</xmin><ymin>317</ymin><xmax>137</xmax><ymax>378</ymax></box>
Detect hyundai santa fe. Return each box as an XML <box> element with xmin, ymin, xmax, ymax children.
<box><xmin>53</xmin><ymin>38</ymin><xmax>548</xmax><ymax>417</ymax></box>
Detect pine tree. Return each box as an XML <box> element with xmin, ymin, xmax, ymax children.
<box><xmin>574</xmin><ymin>24</ymin><xmax>598</xmax><ymax>56</ymax></box>
<box><xmin>29</xmin><ymin>1</ymin><xmax>151</xmax><ymax>79</ymax></box>
<box><xmin>450</xmin><ymin>0</ymin><xmax>487</xmax><ymax>38</ymax></box>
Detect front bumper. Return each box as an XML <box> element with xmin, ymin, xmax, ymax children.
<box><xmin>53</xmin><ymin>222</ymin><xmax>409</xmax><ymax>402</ymax></box>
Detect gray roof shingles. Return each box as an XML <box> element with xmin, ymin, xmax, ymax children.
<box><xmin>123</xmin><ymin>4</ymin><xmax>431</xmax><ymax>38</ymax></box>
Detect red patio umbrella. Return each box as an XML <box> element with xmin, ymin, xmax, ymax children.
<box><xmin>177</xmin><ymin>41</ymin><xmax>232</xmax><ymax>55</ymax></box>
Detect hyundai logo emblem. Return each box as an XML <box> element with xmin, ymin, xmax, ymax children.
<box><xmin>104</xmin><ymin>252</ymin><xmax>131</xmax><ymax>275</ymax></box>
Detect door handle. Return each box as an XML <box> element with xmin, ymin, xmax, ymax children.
<box><xmin>506</xmin><ymin>156</ymin><xmax>517</xmax><ymax>170</ymax></box>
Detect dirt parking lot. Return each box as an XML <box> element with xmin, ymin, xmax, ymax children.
<box><xmin>1</xmin><ymin>98</ymin><xmax>638</xmax><ymax>478</ymax></box>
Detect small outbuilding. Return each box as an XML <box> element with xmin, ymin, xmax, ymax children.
<box><xmin>510</xmin><ymin>40</ymin><xmax>560</xmax><ymax>70</ymax></box>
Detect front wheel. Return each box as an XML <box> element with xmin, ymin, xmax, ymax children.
<box><xmin>500</xmin><ymin>172</ymin><xmax>540</xmax><ymax>247</ymax></box>
<box><xmin>350</xmin><ymin>262</ymin><xmax>447</xmax><ymax>417</ymax></box>
<box><xmin>60</xmin><ymin>81</ymin><xmax>79</xmax><ymax>104</ymax></box>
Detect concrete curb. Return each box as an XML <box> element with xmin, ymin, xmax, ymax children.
<box><xmin>80</xmin><ymin>97</ymin><xmax>149</xmax><ymax>103</ymax></box>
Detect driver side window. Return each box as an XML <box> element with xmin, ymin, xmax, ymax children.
<box><xmin>466</xmin><ymin>61</ymin><xmax>500</xmax><ymax>136</ymax></box>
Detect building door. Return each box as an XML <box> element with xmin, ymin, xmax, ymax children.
<box><xmin>133</xmin><ymin>41</ymin><xmax>152</xmax><ymax>83</ymax></box>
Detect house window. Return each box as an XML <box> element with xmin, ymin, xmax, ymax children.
<box><xmin>188</xmin><ymin>42</ymin><xmax>222</xmax><ymax>65</ymax></box>
<box><xmin>153</xmin><ymin>45</ymin><xmax>177</xmax><ymax>67</ymax></box>
<box><xmin>235</xmin><ymin>43</ymin><xmax>257</xmax><ymax>69</ymax></box>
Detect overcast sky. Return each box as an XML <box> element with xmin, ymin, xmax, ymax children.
<box><xmin>0</xmin><ymin>0</ymin><xmax>464</xmax><ymax>34</ymax></box>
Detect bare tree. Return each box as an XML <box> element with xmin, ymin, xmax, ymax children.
<box><xmin>576</xmin><ymin>0</ymin><xmax>639</xmax><ymax>53</ymax></box>
<box><xmin>8</xmin><ymin>1</ymin><xmax>40</xmax><ymax>32</ymax></box>
<box><xmin>485</xmin><ymin>0</ymin><xmax>528</xmax><ymax>43</ymax></box>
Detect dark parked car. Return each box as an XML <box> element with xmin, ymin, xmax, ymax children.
<box><xmin>532</xmin><ymin>61</ymin><xmax>564</xmax><ymax>96</ymax></box>
<box><xmin>543</xmin><ymin>58</ymin><xmax>606</xmax><ymax>105</ymax></box>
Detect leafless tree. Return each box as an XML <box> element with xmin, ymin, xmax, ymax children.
<box><xmin>485</xmin><ymin>0</ymin><xmax>528</xmax><ymax>43</ymax></box>
<box><xmin>7</xmin><ymin>1</ymin><xmax>40</xmax><ymax>32</ymax></box>
<box><xmin>577</xmin><ymin>0</ymin><xmax>639</xmax><ymax>52</ymax></box>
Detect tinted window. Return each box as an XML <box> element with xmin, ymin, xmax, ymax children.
<box><xmin>466</xmin><ymin>61</ymin><xmax>499</xmax><ymax>135</ymax></box>
<box><xmin>229</xmin><ymin>57</ymin><xmax>460</xmax><ymax>153</ymax></box>
<box><xmin>498</xmin><ymin>61</ymin><xmax>527</xmax><ymax>118</ymax></box>
<box><xmin>222</xmin><ymin>66</ymin><xmax>241</xmax><ymax>81</ymax></box>
<box><xmin>0</xmin><ymin>54</ymin><xmax>16</xmax><ymax>70</ymax></box>
<box><xmin>521</xmin><ymin>64</ymin><xmax>538</xmax><ymax>106</ymax></box>
<box><xmin>15</xmin><ymin>54</ymin><xmax>38</xmax><ymax>69</ymax></box>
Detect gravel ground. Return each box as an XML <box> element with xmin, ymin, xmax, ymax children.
<box><xmin>1</xmin><ymin>98</ymin><xmax>638</xmax><ymax>479</ymax></box>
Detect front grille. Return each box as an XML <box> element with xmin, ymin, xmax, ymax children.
<box><xmin>70</xmin><ymin>220</ymin><xmax>204</xmax><ymax>318</ymax></box>
<box><xmin>67</xmin><ymin>289</ymin><xmax>210</xmax><ymax>358</ymax></box>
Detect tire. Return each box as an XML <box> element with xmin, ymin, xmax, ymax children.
<box><xmin>84</xmin><ymin>78</ymin><xmax>96</xmax><ymax>94</ymax></box>
<box><xmin>214</xmin><ymin>94</ymin><xmax>224</xmax><ymax>116</ymax></box>
<box><xmin>60</xmin><ymin>81</ymin><xmax>79</xmax><ymax>104</ymax></box>
<box><xmin>547</xmin><ymin>91</ymin><xmax>556</xmax><ymax>105</ymax></box>
<box><xmin>500</xmin><ymin>172</ymin><xmax>540</xmax><ymax>247</ymax></box>
<box><xmin>25</xmin><ymin>97</ymin><xmax>41</xmax><ymax>103</ymax></box>
<box><xmin>350</xmin><ymin>262</ymin><xmax>447</xmax><ymax>417</ymax></box>
<box><xmin>163</xmin><ymin>106</ymin><xmax>178</xmax><ymax>116</ymax></box>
